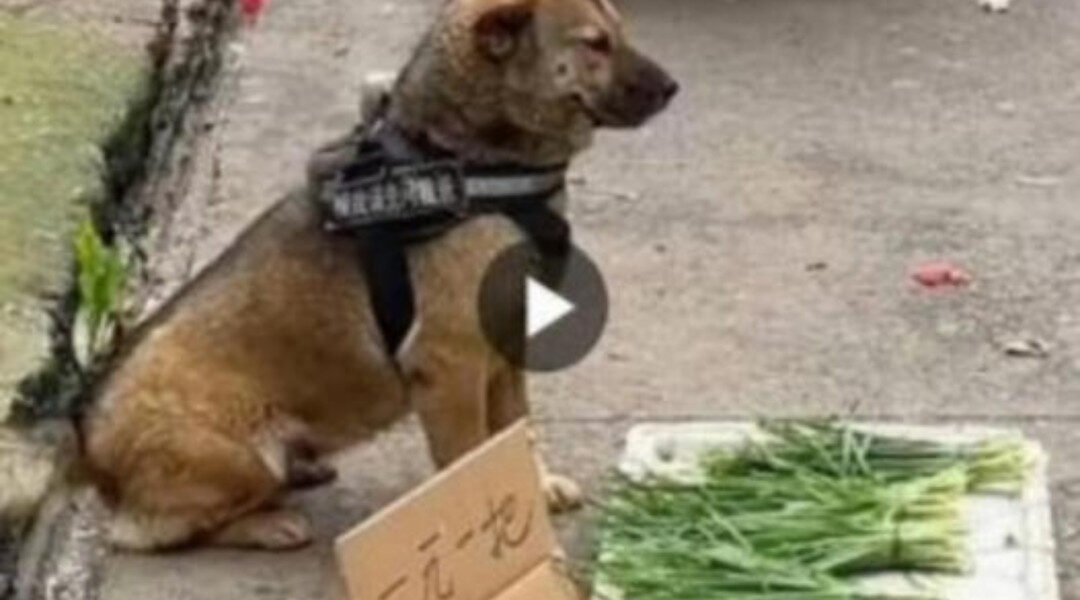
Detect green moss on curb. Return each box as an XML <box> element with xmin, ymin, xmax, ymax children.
<box><xmin>0</xmin><ymin>15</ymin><xmax>150</xmax><ymax>415</ymax></box>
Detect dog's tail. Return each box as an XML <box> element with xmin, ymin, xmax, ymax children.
<box><xmin>0</xmin><ymin>417</ymin><xmax>81</xmax><ymax>528</ymax></box>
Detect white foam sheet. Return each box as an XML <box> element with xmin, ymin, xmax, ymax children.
<box><xmin>598</xmin><ymin>422</ymin><xmax>1058</xmax><ymax>600</ymax></box>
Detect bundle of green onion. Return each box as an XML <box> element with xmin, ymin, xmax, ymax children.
<box><xmin>728</xmin><ymin>421</ymin><xmax>1032</xmax><ymax>494</ymax></box>
<box><xmin>594</xmin><ymin>421</ymin><xmax>1032</xmax><ymax>600</ymax></box>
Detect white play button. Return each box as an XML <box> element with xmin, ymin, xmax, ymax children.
<box><xmin>526</xmin><ymin>277</ymin><xmax>575</xmax><ymax>337</ymax></box>
<box><xmin>479</xmin><ymin>243</ymin><xmax>608</xmax><ymax>371</ymax></box>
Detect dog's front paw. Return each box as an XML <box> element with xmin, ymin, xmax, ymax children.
<box><xmin>542</xmin><ymin>473</ymin><xmax>583</xmax><ymax>512</ymax></box>
<box><xmin>978</xmin><ymin>0</ymin><xmax>1010</xmax><ymax>13</ymax></box>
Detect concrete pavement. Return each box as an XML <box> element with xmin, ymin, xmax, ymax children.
<box><xmin>102</xmin><ymin>0</ymin><xmax>1080</xmax><ymax>598</ymax></box>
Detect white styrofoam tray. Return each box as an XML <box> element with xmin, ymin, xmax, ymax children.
<box><xmin>598</xmin><ymin>422</ymin><xmax>1058</xmax><ymax>600</ymax></box>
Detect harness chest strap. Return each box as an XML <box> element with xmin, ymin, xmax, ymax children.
<box><xmin>317</xmin><ymin>125</ymin><xmax>572</xmax><ymax>357</ymax></box>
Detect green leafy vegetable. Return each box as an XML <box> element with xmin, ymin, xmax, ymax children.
<box><xmin>74</xmin><ymin>218</ymin><xmax>127</xmax><ymax>360</ymax></box>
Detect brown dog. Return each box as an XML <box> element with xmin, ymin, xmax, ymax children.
<box><xmin>84</xmin><ymin>0</ymin><xmax>677</xmax><ymax>551</ymax></box>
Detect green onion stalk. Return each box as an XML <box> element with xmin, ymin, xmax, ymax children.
<box><xmin>601</xmin><ymin>468</ymin><xmax>967</xmax><ymax>576</ymax></box>
<box><xmin>593</xmin><ymin>420</ymin><xmax>1032</xmax><ymax>600</ymax></box>
<box><xmin>742</xmin><ymin>421</ymin><xmax>1032</xmax><ymax>493</ymax></box>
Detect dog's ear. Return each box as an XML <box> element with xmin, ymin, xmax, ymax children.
<box><xmin>474</xmin><ymin>1</ymin><xmax>535</xmax><ymax>60</ymax></box>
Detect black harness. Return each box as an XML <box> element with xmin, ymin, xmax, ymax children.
<box><xmin>315</xmin><ymin>120</ymin><xmax>572</xmax><ymax>356</ymax></box>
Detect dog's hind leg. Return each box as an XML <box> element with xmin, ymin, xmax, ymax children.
<box><xmin>208</xmin><ymin>508</ymin><xmax>312</xmax><ymax>550</ymax></box>
<box><xmin>105</xmin><ymin>427</ymin><xmax>305</xmax><ymax>551</ymax></box>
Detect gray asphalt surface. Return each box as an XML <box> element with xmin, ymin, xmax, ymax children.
<box><xmin>104</xmin><ymin>0</ymin><xmax>1080</xmax><ymax>598</ymax></box>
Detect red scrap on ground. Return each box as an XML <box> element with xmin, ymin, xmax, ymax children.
<box><xmin>911</xmin><ymin>261</ymin><xmax>971</xmax><ymax>288</ymax></box>
<box><xmin>241</xmin><ymin>0</ymin><xmax>267</xmax><ymax>23</ymax></box>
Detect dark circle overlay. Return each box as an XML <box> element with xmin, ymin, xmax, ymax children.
<box><xmin>478</xmin><ymin>242</ymin><xmax>608</xmax><ymax>372</ymax></box>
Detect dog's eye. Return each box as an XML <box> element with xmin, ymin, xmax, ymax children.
<box><xmin>583</xmin><ymin>34</ymin><xmax>612</xmax><ymax>54</ymax></box>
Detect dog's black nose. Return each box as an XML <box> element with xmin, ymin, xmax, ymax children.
<box><xmin>663</xmin><ymin>80</ymin><xmax>679</xmax><ymax>102</ymax></box>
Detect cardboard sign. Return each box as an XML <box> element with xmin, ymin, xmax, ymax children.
<box><xmin>336</xmin><ymin>422</ymin><xmax>579</xmax><ymax>600</ymax></box>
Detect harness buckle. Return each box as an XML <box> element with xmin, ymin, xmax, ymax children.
<box><xmin>322</xmin><ymin>160</ymin><xmax>467</xmax><ymax>230</ymax></box>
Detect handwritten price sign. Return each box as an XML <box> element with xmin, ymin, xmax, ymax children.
<box><xmin>336</xmin><ymin>422</ymin><xmax>572</xmax><ymax>600</ymax></box>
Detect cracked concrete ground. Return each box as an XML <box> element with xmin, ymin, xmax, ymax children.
<box><xmin>102</xmin><ymin>0</ymin><xmax>1080</xmax><ymax>598</ymax></box>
